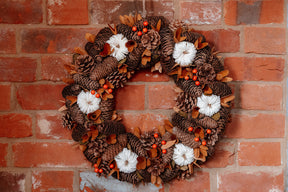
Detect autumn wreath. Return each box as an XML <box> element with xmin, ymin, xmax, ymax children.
<box><xmin>61</xmin><ymin>14</ymin><xmax>234</xmax><ymax>185</ymax></box>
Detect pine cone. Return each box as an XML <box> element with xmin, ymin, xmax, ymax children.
<box><xmin>193</xmin><ymin>47</ymin><xmax>211</xmax><ymax>67</ymax></box>
<box><xmin>84</xmin><ymin>138</ymin><xmax>108</xmax><ymax>163</ymax></box>
<box><xmin>196</xmin><ymin>63</ymin><xmax>216</xmax><ymax>84</ymax></box>
<box><xmin>160</xmin><ymin>55</ymin><xmax>175</xmax><ymax>74</ymax></box>
<box><xmin>102</xmin><ymin>143</ymin><xmax>124</xmax><ymax>161</ymax></box>
<box><xmin>171</xmin><ymin>113</ymin><xmax>197</xmax><ymax>133</ymax></box>
<box><xmin>98</xmin><ymin>160</ymin><xmax>111</xmax><ymax>176</ymax></box>
<box><xmin>177</xmin><ymin>169</ymin><xmax>193</xmax><ymax>180</ymax></box>
<box><xmin>162</xmin><ymin>147</ymin><xmax>174</xmax><ymax>163</ymax></box>
<box><xmin>126</xmin><ymin>44</ymin><xmax>145</xmax><ymax>70</ymax></box>
<box><xmin>160</xmin><ymin>28</ymin><xmax>174</xmax><ymax>57</ymax></box>
<box><xmin>90</xmin><ymin>56</ymin><xmax>119</xmax><ymax>81</ymax></box>
<box><xmin>98</xmin><ymin>121</ymin><xmax>126</xmax><ymax>136</ymax></box>
<box><xmin>71</xmin><ymin>124</ymin><xmax>86</xmax><ymax>142</ymax></box>
<box><xmin>117</xmin><ymin>134</ymin><xmax>128</xmax><ymax>147</ymax></box>
<box><xmin>75</xmin><ymin>55</ymin><xmax>95</xmax><ymax>75</ymax></box>
<box><xmin>118</xmin><ymin>171</ymin><xmax>142</xmax><ymax>184</ymax></box>
<box><xmin>85</xmin><ymin>42</ymin><xmax>100</xmax><ymax>58</ymax></box>
<box><xmin>210</xmin><ymin>55</ymin><xmax>224</xmax><ymax>73</ymax></box>
<box><xmin>208</xmin><ymin>81</ymin><xmax>232</xmax><ymax>97</ymax></box>
<box><xmin>73</xmin><ymin>73</ymin><xmax>100</xmax><ymax>90</ymax></box>
<box><xmin>67</xmin><ymin>101</ymin><xmax>85</xmax><ymax>125</ymax></box>
<box><xmin>106</xmin><ymin>70</ymin><xmax>128</xmax><ymax>89</ymax></box>
<box><xmin>62</xmin><ymin>84</ymin><xmax>82</xmax><ymax>98</ymax></box>
<box><xmin>117</xmin><ymin>24</ymin><xmax>133</xmax><ymax>40</ymax></box>
<box><xmin>174</xmin><ymin>77</ymin><xmax>203</xmax><ymax>98</ymax></box>
<box><xmin>197</xmin><ymin>117</ymin><xmax>218</xmax><ymax>129</ymax></box>
<box><xmin>127</xmin><ymin>133</ymin><xmax>147</xmax><ymax>157</ymax></box>
<box><xmin>140</xmin><ymin>132</ymin><xmax>162</xmax><ymax>150</ymax></box>
<box><xmin>182</xmin><ymin>31</ymin><xmax>205</xmax><ymax>44</ymax></box>
<box><xmin>94</xmin><ymin>27</ymin><xmax>114</xmax><ymax>50</ymax></box>
<box><xmin>147</xmin><ymin>158</ymin><xmax>165</xmax><ymax>176</ymax></box>
<box><xmin>160</xmin><ymin>168</ymin><xmax>179</xmax><ymax>183</ymax></box>
<box><xmin>176</xmin><ymin>91</ymin><xmax>197</xmax><ymax>113</ymax></box>
<box><xmin>100</xmin><ymin>98</ymin><xmax>115</xmax><ymax>121</ymax></box>
<box><xmin>141</xmin><ymin>29</ymin><xmax>160</xmax><ymax>50</ymax></box>
<box><xmin>173</xmin><ymin>127</ymin><xmax>200</xmax><ymax>148</ymax></box>
<box><xmin>62</xmin><ymin>112</ymin><xmax>75</xmax><ymax>130</ymax></box>
<box><xmin>169</xmin><ymin>19</ymin><xmax>188</xmax><ymax>32</ymax></box>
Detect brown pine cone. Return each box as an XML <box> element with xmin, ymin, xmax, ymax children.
<box><xmin>141</xmin><ymin>29</ymin><xmax>160</xmax><ymax>50</ymax></box>
<box><xmin>197</xmin><ymin>117</ymin><xmax>218</xmax><ymax>129</ymax></box>
<box><xmin>173</xmin><ymin>127</ymin><xmax>200</xmax><ymax>149</ymax></box>
<box><xmin>177</xmin><ymin>169</ymin><xmax>193</xmax><ymax>180</ymax></box>
<box><xmin>147</xmin><ymin>16</ymin><xmax>170</xmax><ymax>29</ymax></box>
<box><xmin>84</xmin><ymin>138</ymin><xmax>108</xmax><ymax>163</ymax></box>
<box><xmin>75</xmin><ymin>55</ymin><xmax>95</xmax><ymax>75</ymax></box>
<box><xmin>171</xmin><ymin>113</ymin><xmax>197</xmax><ymax>133</ymax></box>
<box><xmin>97</xmin><ymin>121</ymin><xmax>126</xmax><ymax>136</ymax></box>
<box><xmin>193</xmin><ymin>47</ymin><xmax>211</xmax><ymax>67</ymax></box>
<box><xmin>71</xmin><ymin>124</ymin><xmax>86</xmax><ymax>142</ymax></box>
<box><xmin>67</xmin><ymin>101</ymin><xmax>85</xmax><ymax>125</ymax></box>
<box><xmin>62</xmin><ymin>84</ymin><xmax>82</xmax><ymax>98</ymax></box>
<box><xmin>147</xmin><ymin>158</ymin><xmax>165</xmax><ymax>176</ymax></box>
<box><xmin>98</xmin><ymin>160</ymin><xmax>111</xmax><ymax>176</ymax></box>
<box><xmin>182</xmin><ymin>31</ymin><xmax>205</xmax><ymax>44</ymax></box>
<box><xmin>99</xmin><ymin>98</ymin><xmax>115</xmax><ymax>121</ymax></box>
<box><xmin>73</xmin><ymin>73</ymin><xmax>100</xmax><ymax>90</ymax></box>
<box><xmin>126</xmin><ymin>44</ymin><xmax>145</xmax><ymax>70</ymax></box>
<box><xmin>90</xmin><ymin>56</ymin><xmax>119</xmax><ymax>81</ymax></box>
<box><xmin>162</xmin><ymin>147</ymin><xmax>174</xmax><ymax>164</ymax></box>
<box><xmin>62</xmin><ymin>112</ymin><xmax>74</xmax><ymax>130</ymax></box>
<box><xmin>210</xmin><ymin>55</ymin><xmax>224</xmax><ymax>74</ymax></box>
<box><xmin>127</xmin><ymin>133</ymin><xmax>147</xmax><ymax>158</ymax></box>
<box><xmin>106</xmin><ymin>70</ymin><xmax>128</xmax><ymax>89</ymax></box>
<box><xmin>160</xmin><ymin>28</ymin><xmax>174</xmax><ymax>57</ymax></box>
<box><xmin>85</xmin><ymin>42</ymin><xmax>100</xmax><ymax>58</ymax></box>
<box><xmin>140</xmin><ymin>132</ymin><xmax>162</xmax><ymax>150</ymax></box>
<box><xmin>160</xmin><ymin>168</ymin><xmax>179</xmax><ymax>183</ymax></box>
<box><xmin>117</xmin><ymin>134</ymin><xmax>128</xmax><ymax>147</ymax></box>
<box><xmin>117</xmin><ymin>24</ymin><xmax>133</xmax><ymax>40</ymax></box>
<box><xmin>176</xmin><ymin>91</ymin><xmax>197</xmax><ymax>113</ymax></box>
<box><xmin>102</xmin><ymin>143</ymin><xmax>125</xmax><ymax>161</ymax></box>
<box><xmin>169</xmin><ymin>19</ymin><xmax>188</xmax><ymax>32</ymax></box>
<box><xmin>174</xmin><ymin>77</ymin><xmax>202</xmax><ymax>98</ymax></box>
<box><xmin>94</xmin><ymin>27</ymin><xmax>113</xmax><ymax>50</ymax></box>
<box><xmin>208</xmin><ymin>81</ymin><xmax>232</xmax><ymax>97</ymax></box>
<box><xmin>196</xmin><ymin>63</ymin><xmax>216</xmax><ymax>84</ymax></box>
<box><xmin>118</xmin><ymin>171</ymin><xmax>142</xmax><ymax>184</ymax></box>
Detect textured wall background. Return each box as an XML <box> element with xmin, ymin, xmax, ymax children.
<box><xmin>0</xmin><ymin>0</ymin><xmax>286</xmax><ymax>191</ymax></box>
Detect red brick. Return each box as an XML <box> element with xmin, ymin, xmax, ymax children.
<box><xmin>90</xmin><ymin>0</ymin><xmax>174</xmax><ymax>24</ymax></box>
<box><xmin>0</xmin><ymin>172</ymin><xmax>26</xmax><ymax>191</ymax></box>
<box><xmin>121</xmin><ymin>113</ymin><xmax>168</xmax><ymax>133</ymax></box>
<box><xmin>21</xmin><ymin>28</ymin><xmax>97</xmax><ymax>53</ymax></box>
<box><xmin>36</xmin><ymin>112</ymin><xmax>71</xmax><ymax>140</ymax></box>
<box><xmin>47</xmin><ymin>0</ymin><xmax>88</xmax><ymax>25</ymax></box>
<box><xmin>0</xmin><ymin>143</ymin><xmax>8</xmax><ymax>166</ymax></box>
<box><xmin>17</xmin><ymin>84</ymin><xmax>65</xmax><ymax>110</ymax></box>
<box><xmin>169</xmin><ymin>171</ymin><xmax>210</xmax><ymax>192</ymax></box>
<box><xmin>148</xmin><ymin>84</ymin><xmax>176</xmax><ymax>109</ymax></box>
<box><xmin>224</xmin><ymin>57</ymin><xmax>284</xmax><ymax>81</ymax></box>
<box><xmin>260</xmin><ymin>0</ymin><xmax>284</xmax><ymax>24</ymax></box>
<box><xmin>225</xmin><ymin>113</ymin><xmax>285</xmax><ymax>138</ymax></box>
<box><xmin>0</xmin><ymin>29</ymin><xmax>16</xmax><ymax>53</ymax></box>
<box><xmin>0</xmin><ymin>0</ymin><xmax>42</xmax><ymax>24</ymax></box>
<box><xmin>224</xmin><ymin>1</ymin><xmax>237</xmax><ymax>25</ymax></box>
<box><xmin>240</xmin><ymin>84</ymin><xmax>282</xmax><ymax>110</ymax></box>
<box><xmin>130</xmin><ymin>70</ymin><xmax>169</xmax><ymax>82</ymax></box>
<box><xmin>0</xmin><ymin>57</ymin><xmax>37</xmax><ymax>82</ymax></box>
<box><xmin>181</xmin><ymin>2</ymin><xmax>221</xmax><ymax>25</ymax></box>
<box><xmin>218</xmin><ymin>171</ymin><xmax>284</xmax><ymax>192</ymax></box>
<box><xmin>203</xmin><ymin>142</ymin><xmax>235</xmax><ymax>168</ymax></box>
<box><xmin>238</xmin><ymin>142</ymin><xmax>281</xmax><ymax>166</ymax></box>
<box><xmin>115</xmin><ymin>85</ymin><xmax>145</xmax><ymax>110</ymax></box>
<box><xmin>0</xmin><ymin>84</ymin><xmax>11</xmax><ymax>110</ymax></box>
<box><xmin>0</xmin><ymin>113</ymin><xmax>32</xmax><ymax>138</ymax></box>
<box><xmin>244</xmin><ymin>27</ymin><xmax>286</xmax><ymax>54</ymax></box>
<box><xmin>13</xmin><ymin>142</ymin><xmax>89</xmax><ymax>167</ymax></box>
<box><xmin>32</xmin><ymin>171</ymin><xmax>73</xmax><ymax>192</ymax></box>
<box><xmin>199</xmin><ymin>29</ymin><xmax>240</xmax><ymax>53</ymax></box>
<box><xmin>41</xmin><ymin>55</ymin><xmax>71</xmax><ymax>81</ymax></box>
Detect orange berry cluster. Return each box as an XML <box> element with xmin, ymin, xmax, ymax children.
<box><xmin>152</xmin><ymin>133</ymin><xmax>167</xmax><ymax>154</ymax></box>
<box><xmin>94</xmin><ymin>163</ymin><xmax>115</xmax><ymax>173</ymax></box>
<box><xmin>184</xmin><ymin>68</ymin><xmax>200</xmax><ymax>86</ymax></box>
<box><xmin>187</xmin><ymin>127</ymin><xmax>211</xmax><ymax>146</ymax></box>
<box><xmin>132</xmin><ymin>21</ymin><xmax>149</xmax><ymax>36</ymax></box>
<box><xmin>90</xmin><ymin>90</ymin><xmax>100</xmax><ymax>98</ymax></box>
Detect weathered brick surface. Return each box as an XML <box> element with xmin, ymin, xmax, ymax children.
<box><xmin>0</xmin><ymin>143</ymin><xmax>8</xmax><ymax>166</ymax></box>
<box><xmin>0</xmin><ymin>84</ymin><xmax>11</xmax><ymax>110</ymax></box>
<box><xmin>0</xmin><ymin>29</ymin><xmax>16</xmax><ymax>53</ymax></box>
<box><xmin>115</xmin><ymin>85</ymin><xmax>145</xmax><ymax>110</ymax></box>
<box><xmin>0</xmin><ymin>172</ymin><xmax>26</xmax><ymax>192</ymax></box>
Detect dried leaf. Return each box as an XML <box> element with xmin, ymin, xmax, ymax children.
<box><xmin>147</xmin><ymin>159</ymin><xmax>151</xmax><ymax>167</ymax></box>
<box><xmin>194</xmin><ymin>37</ymin><xmax>208</xmax><ymax>50</ymax></box>
<box><xmin>164</xmin><ymin>120</ymin><xmax>173</xmax><ymax>134</ymax></box>
<box><xmin>88</xmin><ymin>110</ymin><xmax>102</xmax><ymax>121</ymax></box>
<box><xmin>108</xmin><ymin>24</ymin><xmax>117</xmax><ymax>35</ymax></box>
<box><xmin>195</xmin><ymin>128</ymin><xmax>204</xmax><ymax>139</ymax></box>
<box><xmin>174</xmin><ymin>28</ymin><xmax>182</xmax><ymax>43</ymax></box>
<box><xmin>107</xmin><ymin>81</ymin><xmax>115</xmax><ymax>89</ymax></box>
<box><xmin>148</xmin><ymin>148</ymin><xmax>158</xmax><ymax>158</ymax></box>
<box><xmin>100</xmin><ymin>43</ymin><xmax>113</xmax><ymax>57</ymax></box>
<box><xmin>136</xmin><ymin>156</ymin><xmax>146</xmax><ymax>170</ymax></box>
<box><xmin>141</xmin><ymin>56</ymin><xmax>151</xmax><ymax>65</ymax></box>
<box><xmin>156</xmin><ymin>20</ymin><xmax>161</xmax><ymax>32</ymax></box>
<box><xmin>99</xmin><ymin>79</ymin><xmax>106</xmax><ymax>85</ymax></box>
<box><xmin>151</xmin><ymin>175</ymin><xmax>157</xmax><ymax>184</ymax></box>
<box><xmin>64</xmin><ymin>64</ymin><xmax>76</xmax><ymax>74</ymax></box>
<box><xmin>174</xmin><ymin>87</ymin><xmax>183</xmax><ymax>93</ymax></box>
<box><xmin>221</xmin><ymin>95</ymin><xmax>235</xmax><ymax>104</ymax></box>
<box><xmin>106</xmin><ymin>94</ymin><xmax>114</xmax><ymax>99</ymax></box>
<box><xmin>85</xmin><ymin>33</ymin><xmax>96</xmax><ymax>43</ymax></box>
<box><xmin>106</xmin><ymin>134</ymin><xmax>117</xmax><ymax>144</ymax></box>
<box><xmin>194</xmin><ymin>148</ymin><xmax>200</xmax><ymax>158</ymax></box>
<box><xmin>212</xmin><ymin>112</ymin><xmax>220</xmax><ymax>121</ymax></box>
<box><xmin>111</xmin><ymin>111</ymin><xmax>122</xmax><ymax>121</ymax></box>
<box><xmin>91</xmin><ymin>129</ymin><xmax>99</xmax><ymax>141</ymax></box>
<box><xmin>188</xmin><ymin>164</ymin><xmax>193</xmax><ymax>174</ymax></box>
<box><xmin>161</xmin><ymin>140</ymin><xmax>176</xmax><ymax>149</ymax></box>
<box><xmin>79</xmin><ymin>144</ymin><xmax>87</xmax><ymax>151</ymax></box>
<box><xmin>142</xmin><ymin>49</ymin><xmax>152</xmax><ymax>57</ymax></box>
<box><xmin>74</xmin><ymin>47</ymin><xmax>87</xmax><ymax>55</ymax></box>
<box><xmin>58</xmin><ymin>105</ymin><xmax>68</xmax><ymax>112</ymax></box>
<box><xmin>151</xmin><ymin>62</ymin><xmax>162</xmax><ymax>73</ymax></box>
<box><xmin>203</xmin><ymin>85</ymin><xmax>213</xmax><ymax>95</ymax></box>
<box><xmin>82</xmin><ymin>133</ymin><xmax>90</xmax><ymax>143</ymax></box>
<box><xmin>133</xmin><ymin>127</ymin><xmax>141</xmax><ymax>138</ymax></box>
<box><xmin>125</xmin><ymin>40</ymin><xmax>137</xmax><ymax>52</ymax></box>
<box><xmin>157</xmin><ymin>125</ymin><xmax>165</xmax><ymax>136</ymax></box>
<box><xmin>156</xmin><ymin>176</ymin><xmax>162</xmax><ymax>186</ymax></box>
<box><xmin>216</xmin><ymin>70</ymin><xmax>229</xmax><ymax>81</ymax></box>
<box><xmin>66</xmin><ymin>96</ymin><xmax>77</xmax><ymax>106</ymax></box>
<box><xmin>180</xmin><ymin>165</ymin><xmax>188</xmax><ymax>171</ymax></box>
<box><xmin>62</xmin><ymin>78</ymin><xmax>75</xmax><ymax>84</ymax></box>
<box><xmin>192</xmin><ymin>107</ymin><xmax>200</xmax><ymax>119</ymax></box>
<box><xmin>221</xmin><ymin>77</ymin><xmax>233</xmax><ymax>82</ymax></box>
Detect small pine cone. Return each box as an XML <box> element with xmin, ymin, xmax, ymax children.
<box><xmin>196</xmin><ymin>63</ymin><xmax>216</xmax><ymax>84</ymax></box>
<box><xmin>207</xmin><ymin>129</ymin><xmax>219</xmax><ymax>146</ymax></box>
<box><xmin>98</xmin><ymin>121</ymin><xmax>126</xmax><ymax>136</ymax></box>
<box><xmin>178</xmin><ymin>169</ymin><xmax>193</xmax><ymax>180</ymax></box>
<box><xmin>83</xmin><ymin>149</ymin><xmax>98</xmax><ymax>164</ymax></box>
<box><xmin>182</xmin><ymin>31</ymin><xmax>205</xmax><ymax>44</ymax></box>
<box><xmin>106</xmin><ymin>70</ymin><xmax>128</xmax><ymax>89</ymax></box>
<box><xmin>147</xmin><ymin>158</ymin><xmax>165</xmax><ymax>176</ymax></box>
<box><xmin>193</xmin><ymin>47</ymin><xmax>211</xmax><ymax>67</ymax></box>
<box><xmin>117</xmin><ymin>134</ymin><xmax>128</xmax><ymax>147</ymax></box>
<box><xmin>127</xmin><ymin>133</ymin><xmax>147</xmax><ymax>158</ymax></box>
<box><xmin>141</xmin><ymin>29</ymin><xmax>160</xmax><ymax>50</ymax></box>
<box><xmin>98</xmin><ymin>160</ymin><xmax>111</xmax><ymax>176</ymax></box>
<box><xmin>62</xmin><ymin>84</ymin><xmax>82</xmax><ymax>98</ymax></box>
<box><xmin>73</xmin><ymin>73</ymin><xmax>100</xmax><ymax>90</ymax></box>
<box><xmin>197</xmin><ymin>117</ymin><xmax>218</xmax><ymax>129</ymax></box>
<box><xmin>176</xmin><ymin>92</ymin><xmax>197</xmax><ymax>113</ymax></box>
<box><xmin>147</xmin><ymin>16</ymin><xmax>170</xmax><ymax>29</ymax></box>
<box><xmin>169</xmin><ymin>19</ymin><xmax>188</xmax><ymax>32</ymax></box>
<box><xmin>160</xmin><ymin>168</ymin><xmax>179</xmax><ymax>183</ymax></box>
<box><xmin>85</xmin><ymin>42</ymin><xmax>100</xmax><ymax>58</ymax></box>
<box><xmin>102</xmin><ymin>143</ymin><xmax>125</xmax><ymax>161</ymax></box>
<box><xmin>210</xmin><ymin>55</ymin><xmax>224</xmax><ymax>74</ymax></box>
<box><xmin>67</xmin><ymin>101</ymin><xmax>85</xmax><ymax>125</ymax></box>
<box><xmin>75</xmin><ymin>55</ymin><xmax>95</xmax><ymax>75</ymax></box>
<box><xmin>160</xmin><ymin>28</ymin><xmax>174</xmax><ymax>57</ymax></box>
<box><xmin>173</xmin><ymin>127</ymin><xmax>200</xmax><ymax>149</ymax></box>
<box><xmin>174</xmin><ymin>78</ymin><xmax>203</xmax><ymax>98</ymax></box>
<box><xmin>126</xmin><ymin>45</ymin><xmax>145</xmax><ymax>71</ymax></box>
<box><xmin>160</xmin><ymin>55</ymin><xmax>175</xmax><ymax>74</ymax></box>
<box><xmin>162</xmin><ymin>147</ymin><xmax>174</xmax><ymax>163</ymax></box>
<box><xmin>140</xmin><ymin>132</ymin><xmax>161</xmax><ymax>150</ymax></box>
<box><xmin>118</xmin><ymin>171</ymin><xmax>142</xmax><ymax>184</ymax></box>
<box><xmin>90</xmin><ymin>56</ymin><xmax>119</xmax><ymax>81</ymax></box>
<box><xmin>72</xmin><ymin>124</ymin><xmax>86</xmax><ymax>142</ymax></box>
<box><xmin>171</xmin><ymin>113</ymin><xmax>197</xmax><ymax>133</ymax></box>
<box><xmin>117</xmin><ymin>24</ymin><xmax>133</xmax><ymax>40</ymax></box>
<box><xmin>208</xmin><ymin>81</ymin><xmax>232</xmax><ymax>98</ymax></box>
<box><xmin>62</xmin><ymin>112</ymin><xmax>74</xmax><ymax>130</ymax></box>
<box><xmin>84</xmin><ymin>138</ymin><xmax>108</xmax><ymax>163</ymax></box>
<box><xmin>100</xmin><ymin>98</ymin><xmax>115</xmax><ymax>121</ymax></box>
<box><xmin>94</xmin><ymin>27</ymin><xmax>114</xmax><ymax>50</ymax></box>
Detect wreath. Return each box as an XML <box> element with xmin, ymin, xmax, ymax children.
<box><xmin>60</xmin><ymin>14</ymin><xmax>234</xmax><ymax>185</ymax></box>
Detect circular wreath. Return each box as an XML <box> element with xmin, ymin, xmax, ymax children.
<box><xmin>61</xmin><ymin>14</ymin><xmax>234</xmax><ymax>185</ymax></box>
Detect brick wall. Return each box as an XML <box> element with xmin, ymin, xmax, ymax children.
<box><xmin>0</xmin><ymin>0</ymin><xmax>286</xmax><ymax>191</ymax></box>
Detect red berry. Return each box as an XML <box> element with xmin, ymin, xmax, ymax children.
<box><xmin>192</xmin><ymin>76</ymin><xmax>197</xmax><ymax>81</ymax></box>
<box><xmin>206</xmin><ymin>129</ymin><xmax>212</xmax><ymax>134</ymax></box>
<box><xmin>192</xmin><ymin>69</ymin><xmax>197</xmax><ymax>74</ymax></box>
<box><xmin>161</xmin><ymin>140</ymin><xmax>166</xmax><ymax>145</ymax></box>
<box><xmin>184</xmin><ymin>76</ymin><xmax>189</xmax><ymax>80</ymax></box>
<box><xmin>195</xmin><ymin>81</ymin><xmax>200</xmax><ymax>86</ymax></box>
<box><xmin>137</xmin><ymin>31</ymin><xmax>142</xmax><ymax>36</ymax></box>
<box><xmin>143</xmin><ymin>21</ymin><xmax>148</xmax><ymax>26</ymax></box>
<box><xmin>143</xmin><ymin>28</ymin><xmax>148</xmax><ymax>33</ymax></box>
<box><xmin>194</xmin><ymin>137</ymin><xmax>199</xmax><ymax>142</ymax></box>
<box><xmin>95</xmin><ymin>93</ymin><xmax>100</xmax><ymax>98</ymax></box>
<box><xmin>162</xmin><ymin>149</ymin><xmax>167</xmax><ymax>154</ymax></box>
<box><xmin>103</xmin><ymin>84</ymin><xmax>108</xmax><ymax>89</ymax></box>
<box><xmin>202</xmin><ymin>141</ymin><xmax>207</xmax><ymax>146</ymax></box>
<box><xmin>94</xmin><ymin>168</ymin><xmax>99</xmax><ymax>173</ymax></box>
<box><xmin>152</xmin><ymin>144</ymin><xmax>157</xmax><ymax>149</ymax></box>
<box><xmin>91</xmin><ymin>90</ymin><xmax>96</xmax><ymax>95</ymax></box>
<box><xmin>108</xmin><ymin>89</ymin><xmax>113</xmax><ymax>93</ymax></box>
<box><xmin>109</xmin><ymin>164</ymin><xmax>114</xmax><ymax>169</ymax></box>
<box><xmin>93</xmin><ymin>164</ymin><xmax>98</xmax><ymax>168</ymax></box>
<box><xmin>154</xmin><ymin>133</ymin><xmax>159</xmax><ymax>138</ymax></box>
<box><xmin>132</xmin><ymin>26</ymin><xmax>137</xmax><ymax>31</ymax></box>
<box><xmin>98</xmin><ymin>169</ymin><xmax>103</xmax><ymax>173</ymax></box>
<box><xmin>188</xmin><ymin>127</ymin><xmax>193</xmax><ymax>132</ymax></box>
